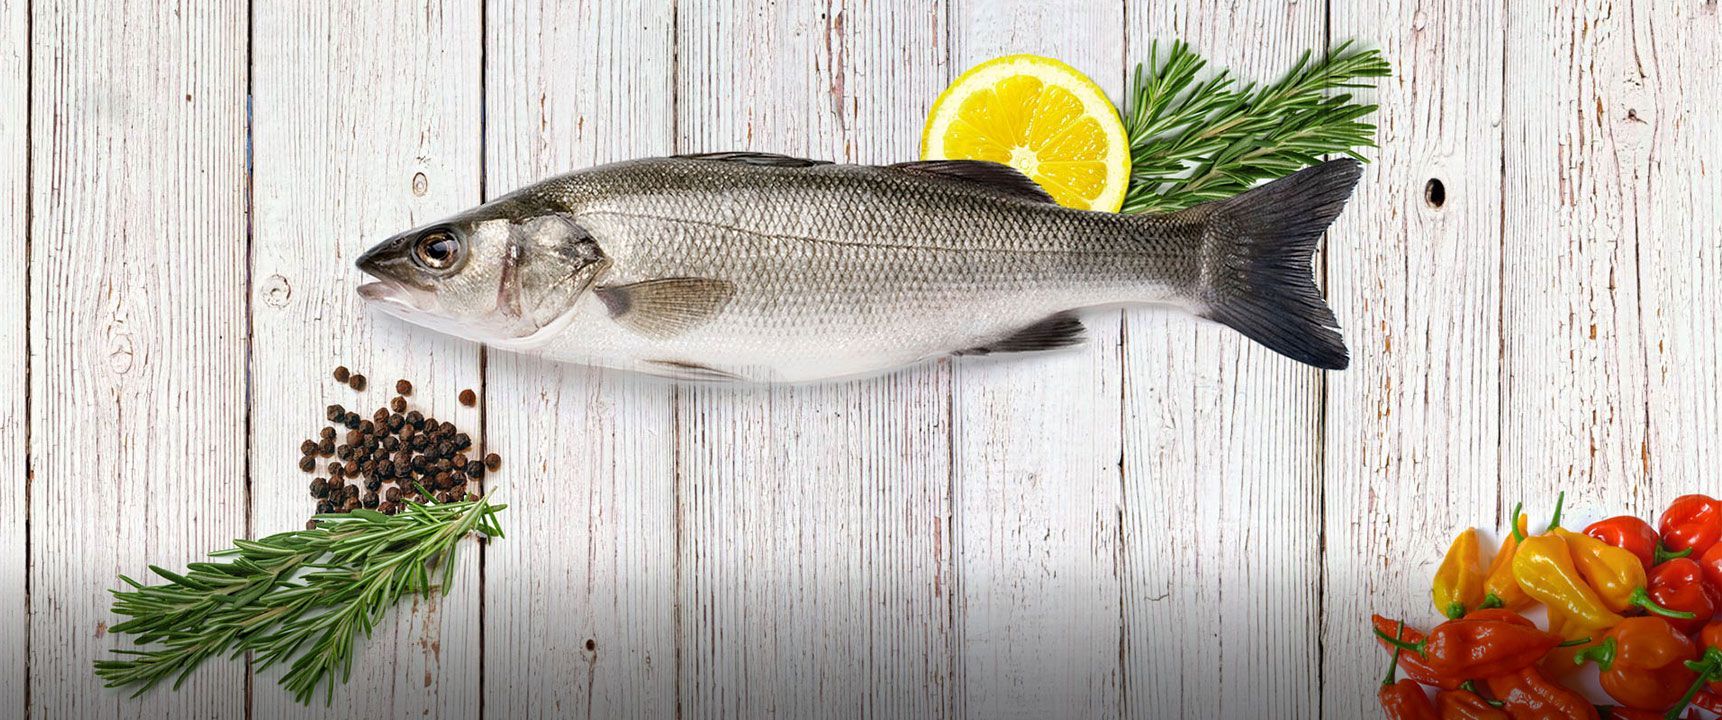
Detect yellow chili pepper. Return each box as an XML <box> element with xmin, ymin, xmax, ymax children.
<box><xmin>1512</xmin><ymin>532</ymin><xmax>1624</xmax><ymax>631</ymax></box>
<box><xmin>1538</xmin><ymin>606</ymin><xmax>1598</xmax><ymax>680</ymax></box>
<box><xmin>1482</xmin><ymin>507</ymin><xmax>1533</xmax><ymax>610</ymax></box>
<box><xmin>1551</xmin><ymin>528</ymin><xmax>1695</xmax><ymax>619</ymax></box>
<box><xmin>1432</xmin><ymin>528</ymin><xmax>1486</xmax><ymax>619</ymax></box>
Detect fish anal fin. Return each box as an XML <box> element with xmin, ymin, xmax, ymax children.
<box><xmin>647</xmin><ymin>359</ymin><xmax>745</xmax><ymax>383</ymax></box>
<box><xmin>674</xmin><ymin>152</ymin><xmax>832</xmax><ymax>168</ymax></box>
<box><xmin>595</xmin><ymin>277</ymin><xmax>736</xmax><ymax>339</ymax></box>
<box><xmin>890</xmin><ymin>160</ymin><xmax>1057</xmax><ymax>204</ymax></box>
<box><xmin>955</xmin><ymin>313</ymin><xmax>1087</xmax><ymax>356</ymax></box>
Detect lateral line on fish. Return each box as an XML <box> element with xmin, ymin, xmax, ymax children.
<box><xmin>577</xmin><ymin>210</ymin><xmax>1166</xmax><ymax>258</ymax></box>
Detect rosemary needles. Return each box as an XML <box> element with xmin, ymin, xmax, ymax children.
<box><xmin>1122</xmin><ymin>40</ymin><xmax>1391</xmax><ymax>214</ymax></box>
<box><xmin>95</xmin><ymin>495</ymin><xmax>505</xmax><ymax>704</ymax></box>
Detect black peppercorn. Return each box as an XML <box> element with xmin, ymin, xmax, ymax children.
<box><xmin>298</xmin><ymin>455</ymin><xmax>316</xmax><ymax>472</ymax></box>
<box><xmin>390</xmin><ymin>396</ymin><xmax>407</xmax><ymax>413</ymax></box>
<box><xmin>310</xmin><ymin>477</ymin><xmax>328</xmax><ymax>496</ymax></box>
<box><xmin>347</xmin><ymin>373</ymin><xmax>367</xmax><ymax>391</ymax></box>
<box><xmin>300</xmin><ymin>439</ymin><xmax>318</xmax><ymax>455</ymax></box>
<box><xmin>458</xmin><ymin>389</ymin><xmax>476</xmax><ymax>406</ymax></box>
<box><xmin>318</xmin><ymin>438</ymin><xmax>335</xmax><ymax>456</ymax></box>
<box><xmin>326</xmin><ymin>404</ymin><xmax>345</xmax><ymax>421</ymax></box>
<box><xmin>320</xmin><ymin>426</ymin><xmax>336</xmax><ymax>440</ymax></box>
<box><xmin>484</xmin><ymin>453</ymin><xmax>501</xmax><ymax>471</ymax></box>
<box><xmin>406</xmin><ymin>411</ymin><xmax>424</xmax><ymax>428</ymax></box>
<box><xmin>386</xmin><ymin>487</ymin><xmax>401</xmax><ymax>503</ymax></box>
<box><xmin>395</xmin><ymin>379</ymin><xmax>412</xmax><ymax>395</ymax></box>
<box><xmin>466</xmin><ymin>464</ymin><xmax>484</xmax><ymax>478</ymax></box>
<box><xmin>363</xmin><ymin>491</ymin><xmax>379</xmax><ymax>508</ymax></box>
<box><xmin>451</xmin><ymin>454</ymin><xmax>467</xmax><ymax>468</ymax></box>
<box><xmin>316</xmin><ymin>500</ymin><xmax>334</xmax><ymax>514</ymax></box>
<box><xmin>333</xmin><ymin>366</ymin><xmax>350</xmax><ymax>383</ymax></box>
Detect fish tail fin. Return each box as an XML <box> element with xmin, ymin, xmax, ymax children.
<box><xmin>1176</xmin><ymin>158</ymin><xmax>1361</xmax><ymax>370</ymax></box>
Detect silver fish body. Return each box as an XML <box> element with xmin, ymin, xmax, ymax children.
<box><xmin>357</xmin><ymin>153</ymin><xmax>1359</xmax><ymax>382</ymax></box>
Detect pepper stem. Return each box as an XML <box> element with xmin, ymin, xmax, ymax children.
<box><xmin>1631</xmin><ymin>587</ymin><xmax>1699</xmax><ymax>619</ymax></box>
<box><xmin>1511</xmin><ymin>501</ymin><xmax>1526</xmax><ymax>542</ymax></box>
<box><xmin>1479</xmin><ymin>593</ymin><xmax>1504</xmax><ymax>610</ymax></box>
<box><xmin>1657</xmin><ymin>543</ymin><xmax>1695</xmax><ymax>564</ymax></box>
<box><xmin>1669</xmin><ymin>648</ymin><xmax>1722</xmax><ymax>720</ymax></box>
<box><xmin>1372</xmin><ymin>626</ymin><xmax>1428</xmax><ymax>657</ymax></box>
<box><xmin>1443</xmin><ymin>601</ymin><xmax>1466</xmax><ymax>620</ymax></box>
<box><xmin>1572</xmin><ymin>636</ymin><xmax>1617</xmax><ymax>669</ymax></box>
<box><xmin>1559</xmin><ymin>636</ymin><xmax>1594</xmax><ymax>648</ymax></box>
<box><xmin>1546</xmin><ymin>491</ymin><xmax>1566</xmax><ymax>531</ymax></box>
<box><xmin>1381</xmin><ymin>622</ymin><xmax>1407</xmax><ymax>687</ymax></box>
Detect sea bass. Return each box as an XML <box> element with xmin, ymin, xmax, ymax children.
<box><xmin>356</xmin><ymin>152</ymin><xmax>1360</xmax><ymax>382</ymax></box>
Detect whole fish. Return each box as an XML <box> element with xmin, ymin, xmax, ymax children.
<box><xmin>357</xmin><ymin>152</ymin><xmax>1359</xmax><ymax>382</ymax></box>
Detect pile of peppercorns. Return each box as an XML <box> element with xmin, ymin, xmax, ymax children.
<box><xmin>297</xmin><ymin>366</ymin><xmax>499</xmax><ymax>524</ymax></box>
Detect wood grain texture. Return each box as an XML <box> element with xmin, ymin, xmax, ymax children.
<box><xmin>249</xmin><ymin>0</ymin><xmax>482</xmax><ymax>716</ymax></box>
<box><xmin>1323</xmin><ymin>1</ymin><xmax>1505</xmax><ymax>717</ymax></box>
<box><xmin>1</xmin><ymin>0</ymin><xmax>26</xmax><ymax>713</ymax></box>
<box><xmin>672</xmin><ymin>2</ymin><xmax>957</xmax><ymax>717</ymax></box>
<box><xmin>27</xmin><ymin>0</ymin><xmax>249</xmax><ymax>717</ymax></box>
<box><xmin>480</xmin><ymin>1</ymin><xmax>680</xmax><ymax>718</ymax></box>
<box><xmin>944</xmin><ymin>2</ymin><xmax>1127</xmax><ymax>717</ymax></box>
<box><xmin>1120</xmin><ymin>5</ymin><xmax>1328</xmax><ymax>718</ymax></box>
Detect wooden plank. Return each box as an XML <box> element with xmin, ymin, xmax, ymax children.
<box><xmin>1322</xmin><ymin>1</ymin><xmax>1505</xmax><ymax>716</ymax></box>
<box><xmin>248</xmin><ymin>0</ymin><xmax>482</xmax><ymax>716</ymax></box>
<box><xmin>1</xmin><ymin>0</ymin><xmax>26</xmax><ymax>713</ymax></box>
<box><xmin>672</xmin><ymin>2</ymin><xmax>956</xmax><ymax>717</ymax></box>
<box><xmin>1119</xmin><ymin>6</ymin><xmax>1329</xmax><ymax>718</ymax></box>
<box><xmin>27</xmin><ymin>0</ymin><xmax>249</xmax><ymax>717</ymax></box>
<box><xmin>943</xmin><ymin>2</ymin><xmax>1126</xmax><ymax>717</ymax></box>
<box><xmin>479</xmin><ymin>1</ymin><xmax>680</xmax><ymax>718</ymax></box>
<box><xmin>1499</xmin><ymin>3</ymin><xmax>1652</xmax><ymax>517</ymax></box>
<box><xmin>1635</xmin><ymin>4</ymin><xmax>1722</xmax><ymax>497</ymax></box>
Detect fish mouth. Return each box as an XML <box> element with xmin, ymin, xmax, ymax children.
<box><xmin>357</xmin><ymin>281</ymin><xmax>407</xmax><ymax>304</ymax></box>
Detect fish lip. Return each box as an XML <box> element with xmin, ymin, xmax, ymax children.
<box><xmin>357</xmin><ymin>281</ymin><xmax>409</xmax><ymax>305</ymax></box>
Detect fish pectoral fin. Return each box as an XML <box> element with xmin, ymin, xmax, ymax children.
<box><xmin>888</xmin><ymin>160</ymin><xmax>1057</xmax><ymax>204</ymax></box>
<box><xmin>595</xmin><ymin>277</ymin><xmax>736</xmax><ymax>339</ymax></box>
<box><xmin>954</xmin><ymin>313</ymin><xmax>1088</xmax><ymax>356</ymax></box>
<box><xmin>673</xmin><ymin>151</ymin><xmax>832</xmax><ymax>168</ymax></box>
<box><xmin>646</xmin><ymin>359</ymin><xmax>745</xmax><ymax>383</ymax></box>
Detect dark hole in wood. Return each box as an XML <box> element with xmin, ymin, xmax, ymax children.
<box><xmin>584</xmin><ymin>638</ymin><xmax>597</xmax><ymax>652</ymax></box>
<box><xmin>1425</xmin><ymin>178</ymin><xmax>1446</xmax><ymax>209</ymax></box>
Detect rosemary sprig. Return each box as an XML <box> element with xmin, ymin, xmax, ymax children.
<box><xmin>1122</xmin><ymin>40</ymin><xmax>1390</xmax><ymax>214</ymax></box>
<box><xmin>94</xmin><ymin>495</ymin><xmax>505</xmax><ymax>704</ymax></box>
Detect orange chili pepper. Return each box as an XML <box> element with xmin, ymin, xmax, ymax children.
<box><xmin>1375</xmin><ymin>616</ymin><xmax>1562</xmax><ymax>682</ymax></box>
<box><xmin>1553</xmin><ymin>529</ymin><xmax>1695</xmax><ymax>620</ymax></box>
<box><xmin>1435</xmin><ymin>528</ymin><xmax>1488</xmax><ymax>619</ymax></box>
<box><xmin>1379</xmin><ymin>621</ymin><xmax>1440</xmax><ymax>720</ymax></box>
<box><xmin>1571</xmin><ymin>616</ymin><xmax>1698</xmax><ymax>711</ymax></box>
<box><xmin>1483</xmin><ymin>666</ymin><xmax>1599</xmax><ymax>720</ymax></box>
<box><xmin>1483</xmin><ymin>507</ymin><xmax>1533</xmax><ymax>611</ymax></box>
<box><xmin>1434</xmin><ymin>688</ymin><xmax>1509</xmax><ymax>719</ymax></box>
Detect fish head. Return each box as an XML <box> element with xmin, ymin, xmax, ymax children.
<box><xmin>356</xmin><ymin>205</ymin><xmax>608</xmax><ymax>344</ymax></box>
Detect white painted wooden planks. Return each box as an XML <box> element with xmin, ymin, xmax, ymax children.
<box><xmin>1324</xmin><ymin>1</ymin><xmax>1505</xmax><ymax>717</ymax></box>
<box><xmin>480</xmin><ymin>1</ymin><xmax>680</xmax><ymax>717</ymax></box>
<box><xmin>0</xmin><ymin>0</ymin><xmax>26</xmax><ymax>713</ymax></box>
<box><xmin>945</xmin><ymin>2</ymin><xmax>1126</xmax><ymax>717</ymax></box>
<box><xmin>27</xmin><ymin>0</ymin><xmax>250</xmax><ymax>717</ymax></box>
<box><xmin>672</xmin><ymin>3</ymin><xmax>956</xmax><ymax>717</ymax></box>
<box><xmin>249</xmin><ymin>0</ymin><xmax>482</xmax><ymax>716</ymax></box>
<box><xmin>1121</xmin><ymin>5</ymin><xmax>1328</xmax><ymax>718</ymax></box>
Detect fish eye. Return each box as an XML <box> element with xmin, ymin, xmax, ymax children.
<box><xmin>413</xmin><ymin>230</ymin><xmax>462</xmax><ymax>271</ymax></box>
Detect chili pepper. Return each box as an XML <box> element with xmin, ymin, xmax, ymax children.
<box><xmin>1436</xmin><ymin>528</ymin><xmax>1488</xmax><ymax>619</ymax></box>
<box><xmin>1375</xmin><ymin>616</ymin><xmax>1562</xmax><ymax>682</ymax></box>
<box><xmin>1695</xmin><ymin>543</ymin><xmax>1722</xmax><ymax>597</ymax></box>
<box><xmin>1687</xmin><ymin>688</ymin><xmax>1722</xmax><ymax>714</ymax></box>
<box><xmin>1540</xmin><ymin>606</ymin><xmax>1600</xmax><ymax>680</ymax></box>
<box><xmin>1435</xmin><ymin>688</ymin><xmax>1509</xmax><ymax>720</ymax></box>
<box><xmin>1646</xmin><ymin>558</ymin><xmax>1718</xmax><ymax>636</ymax></box>
<box><xmin>1514</xmin><ymin>532</ymin><xmax>1626</xmax><ymax>631</ymax></box>
<box><xmin>1553</xmin><ymin>529</ymin><xmax>1695</xmax><ymax>619</ymax></box>
<box><xmin>1660</xmin><ymin>495</ymin><xmax>1722</xmax><ymax>558</ymax></box>
<box><xmin>1484</xmin><ymin>667</ymin><xmax>1600</xmax><ymax>720</ymax></box>
<box><xmin>1373</xmin><ymin>615</ymin><xmax>1465</xmax><ymax>690</ymax></box>
<box><xmin>1598</xmin><ymin>708</ymin><xmax>1699</xmax><ymax>720</ymax></box>
<box><xmin>1484</xmin><ymin>508</ymin><xmax>1534</xmax><ymax>611</ymax></box>
<box><xmin>1380</xmin><ymin>621</ymin><xmax>1441</xmax><ymax>720</ymax></box>
<box><xmin>1571</xmin><ymin>617</ymin><xmax>1698</xmax><ymax>711</ymax></box>
<box><xmin>1587</xmin><ymin>516</ymin><xmax>1689</xmax><ymax>572</ymax></box>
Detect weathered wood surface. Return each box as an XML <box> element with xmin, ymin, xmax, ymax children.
<box><xmin>250</xmin><ymin>0</ymin><xmax>483</xmax><ymax>716</ymax></box>
<box><xmin>13</xmin><ymin>1</ymin><xmax>1722</xmax><ymax>718</ymax></box>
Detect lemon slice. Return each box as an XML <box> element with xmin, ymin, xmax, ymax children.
<box><xmin>921</xmin><ymin>54</ymin><xmax>1131</xmax><ymax>212</ymax></box>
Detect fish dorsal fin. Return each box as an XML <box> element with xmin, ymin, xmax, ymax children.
<box><xmin>594</xmin><ymin>277</ymin><xmax>736</xmax><ymax>339</ymax></box>
<box><xmin>674</xmin><ymin>151</ymin><xmax>832</xmax><ymax>168</ymax></box>
<box><xmin>955</xmin><ymin>313</ymin><xmax>1087</xmax><ymax>356</ymax></box>
<box><xmin>889</xmin><ymin>160</ymin><xmax>1056</xmax><ymax>204</ymax></box>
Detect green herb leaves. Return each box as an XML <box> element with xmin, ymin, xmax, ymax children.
<box><xmin>1122</xmin><ymin>40</ymin><xmax>1391</xmax><ymax>214</ymax></box>
<box><xmin>95</xmin><ymin>496</ymin><xmax>505</xmax><ymax>704</ymax></box>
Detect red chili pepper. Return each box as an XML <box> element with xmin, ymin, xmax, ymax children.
<box><xmin>1600</xmin><ymin>708</ymin><xmax>1699</xmax><ymax>720</ymax></box>
<box><xmin>1660</xmin><ymin>495</ymin><xmax>1722</xmax><ymax>557</ymax></box>
<box><xmin>1647</xmin><ymin>558</ymin><xmax>1719</xmax><ymax>636</ymax></box>
<box><xmin>1374</xmin><ymin>615</ymin><xmax>1464</xmax><ymax>690</ymax></box>
<box><xmin>1571</xmin><ymin>616</ymin><xmax>1698</xmax><ymax>710</ymax></box>
<box><xmin>1375</xmin><ymin>616</ymin><xmax>1562</xmax><ymax>682</ymax></box>
<box><xmin>1586</xmin><ymin>515</ymin><xmax>1688</xmax><ymax>571</ymax></box>
<box><xmin>1689</xmin><ymin>688</ymin><xmax>1722</xmax><ymax>714</ymax></box>
<box><xmin>1435</xmin><ymin>688</ymin><xmax>1509</xmax><ymax>719</ymax></box>
<box><xmin>1664</xmin><ymin>622</ymin><xmax>1722</xmax><ymax>718</ymax></box>
<box><xmin>1484</xmin><ymin>667</ymin><xmax>1600</xmax><ymax>720</ymax></box>
<box><xmin>1696</xmin><ymin>543</ymin><xmax>1722</xmax><ymax>596</ymax></box>
<box><xmin>1379</xmin><ymin>621</ymin><xmax>1440</xmax><ymax>719</ymax></box>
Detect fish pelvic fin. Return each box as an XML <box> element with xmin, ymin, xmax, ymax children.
<box><xmin>1181</xmin><ymin>158</ymin><xmax>1362</xmax><ymax>370</ymax></box>
<box><xmin>954</xmin><ymin>312</ymin><xmax>1087</xmax><ymax>356</ymax></box>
